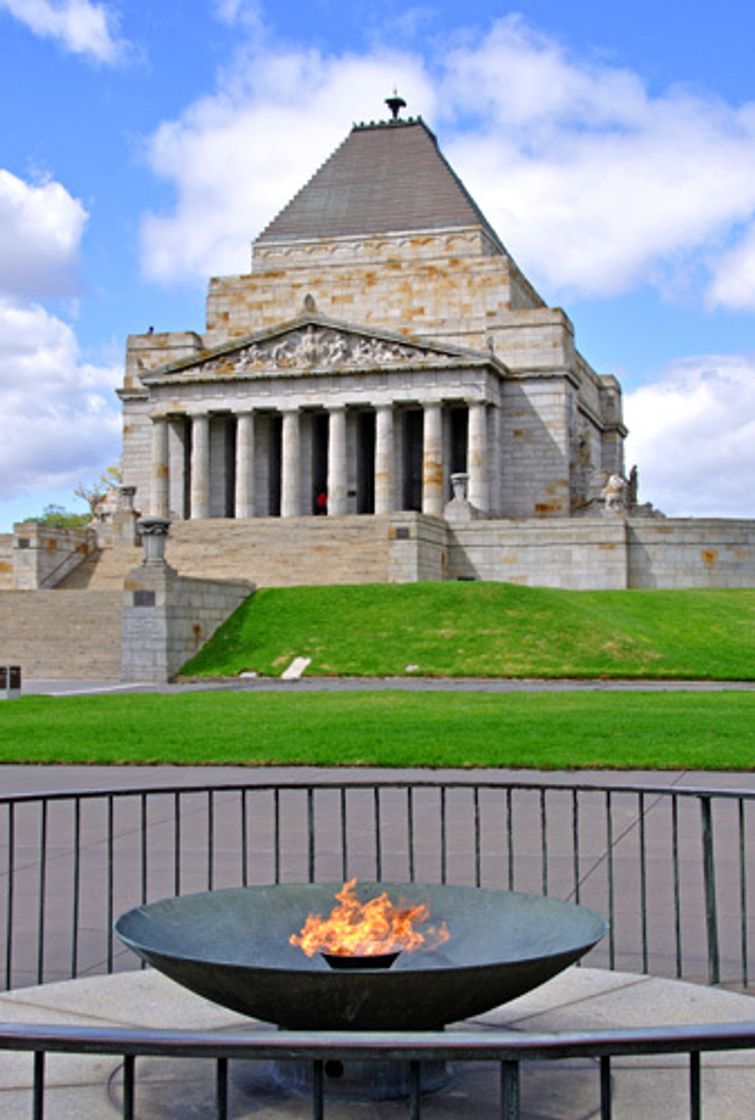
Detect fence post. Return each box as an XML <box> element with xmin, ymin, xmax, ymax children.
<box><xmin>700</xmin><ymin>798</ymin><xmax>720</xmax><ymax>985</ymax></box>
<box><xmin>501</xmin><ymin>1059</ymin><xmax>520</xmax><ymax>1119</ymax></box>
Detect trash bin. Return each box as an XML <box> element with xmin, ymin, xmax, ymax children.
<box><xmin>0</xmin><ymin>665</ymin><xmax>21</xmax><ymax>699</ymax></box>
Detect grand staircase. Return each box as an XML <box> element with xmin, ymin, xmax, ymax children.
<box><xmin>56</xmin><ymin>516</ymin><xmax>391</xmax><ymax>589</ymax></box>
<box><xmin>0</xmin><ymin>590</ymin><xmax>122</xmax><ymax>679</ymax></box>
<box><xmin>1</xmin><ymin>517</ymin><xmax>391</xmax><ymax>679</ymax></box>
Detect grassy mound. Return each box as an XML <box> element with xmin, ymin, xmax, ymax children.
<box><xmin>181</xmin><ymin>583</ymin><xmax>755</xmax><ymax>680</ymax></box>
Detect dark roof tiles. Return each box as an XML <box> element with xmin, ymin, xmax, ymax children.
<box><xmin>257</xmin><ymin>118</ymin><xmax>502</xmax><ymax>248</ymax></box>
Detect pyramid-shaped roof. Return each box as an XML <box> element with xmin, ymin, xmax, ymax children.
<box><xmin>257</xmin><ymin>117</ymin><xmax>503</xmax><ymax>248</ymax></box>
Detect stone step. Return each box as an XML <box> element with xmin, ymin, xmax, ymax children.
<box><xmin>0</xmin><ymin>590</ymin><xmax>122</xmax><ymax>679</ymax></box>
<box><xmin>57</xmin><ymin>517</ymin><xmax>391</xmax><ymax>590</ymax></box>
<box><xmin>57</xmin><ymin>546</ymin><xmax>141</xmax><ymax>589</ymax></box>
<box><xmin>166</xmin><ymin>516</ymin><xmax>390</xmax><ymax>586</ymax></box>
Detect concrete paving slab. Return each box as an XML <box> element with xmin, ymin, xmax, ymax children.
<box><xmin>0</xmin><ymin>968</ymin><xmax>753</xmax><ymax>1118</ymax></box>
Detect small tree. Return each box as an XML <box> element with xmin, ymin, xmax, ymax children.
<box><xmin>22</xmin><ymin>504</ymin><xmax>91</xmax><ymax>529</ymax></box>
<box><xmin>73</xmin><ymin>464</ymin><xmax>123</xmax><ymax>519</ymax></box>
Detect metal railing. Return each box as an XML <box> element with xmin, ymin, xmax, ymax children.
<box><xmin>1</xmin><ymin>1018</ymin><xmax>754</xmax><ymax>1119</ymax></box>
<box><xmin>1</xmin><ymin>779</ymin><xmax>752</xmax><ymax>992</ymax></box>
<box><xmin>1</xmin><ymin>778</ymin><xmax>753</xmax><ymax>1117</ymax></box>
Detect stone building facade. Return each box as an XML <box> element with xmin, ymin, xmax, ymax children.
<box><xmin>120</xmin><ymin>113</ymin><xmax>625</xmax><ymax>529</ymax></box>
<box><xmin>107</xmin><ymin>105</ymin><xmax>754</xmax><ymax>593</ymax></box>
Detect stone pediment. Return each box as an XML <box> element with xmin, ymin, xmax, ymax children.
<box><xmin>142</xmin><ymin>315</ymin><xmax>499</xmax><ymax>383</ymax></box>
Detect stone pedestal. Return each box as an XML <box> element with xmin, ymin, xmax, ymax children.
<box><xmin>122</xmin><ymin>518</ymin><xmax>253</xmax><ymax>682</ymax></box>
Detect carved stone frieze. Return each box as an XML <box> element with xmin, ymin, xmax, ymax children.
<box><xmin>200</xmin><ymin>326</ymin><xmax>455</xmax><ymax>376</ymax></box>
<box><xmin>253</xmin><ymin>230</ymin><xmax>479</xmax><ymax>263</ymax></box>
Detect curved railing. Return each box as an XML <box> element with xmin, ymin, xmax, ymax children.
<box><xmin>0</xmin><ymin>778</ymin><xmax>753</xmax><ymax>1117</ymax></box>
<box><xmin>1</xmin><ymin>777</ymin><xmax>752</xmax><ymax>992</ymax></box>
<box><xmin>1</xmin><ymin>1018</ymin><xmax>754</xmax><ymax>1119</ymax></box>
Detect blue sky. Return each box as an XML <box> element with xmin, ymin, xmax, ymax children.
<box><xmin>1</xmin><ymin>0</ymin><xmax>754</xmax><ymax>528</ymax></box>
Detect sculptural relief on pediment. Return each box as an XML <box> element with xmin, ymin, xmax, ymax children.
<box><xmin>199</xmin><ymin>325</ymin><xmax>458</xmax><ymax>376</ymax></box>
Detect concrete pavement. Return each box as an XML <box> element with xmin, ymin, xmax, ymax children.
<box><xmin>0</xmin><ymin>967</ymin><xmax>753</xmax><ymax>1118</ymax></box>
<box><xmin>18</xmin><ymin>675</ymin><xmax>755</xmax><ymax>695</ymax></box>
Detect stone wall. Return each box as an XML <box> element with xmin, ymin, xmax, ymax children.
<box><xmin>628</xmin><ymin>520</ymin><xmax>755</xmax><ymax>589</ymax></box>
<box><xmin>0</xmin><ymin>534</ymin><xmax>13</xmax><ymax>589</ymax></box>
<box><xmin>452</xmin><ymin>517</ymin><xmax>755</xmax><ymax>589</ymax></box>
<box><xmin>446</xmin><ymin>518</ymin><xmax>629</xmax><ymax>589</ymax></box>
<box><xmin>9</xmin><ymin>523</ymin><xmax>97</xmax><ymax>589</ymax></box>
<box><xmin>499</xmin><ymin>379</ymin><xmax>572</xmax><ymax>518</ymax></box>
<box><xmin>207</xmin><ymin>229</ymin><xmax>541</xmax><ymax>351</ymax></box>
<box><xmin>122</xmin><ymin>560</ymin><xmax>253</xmax><ymax>682</ymax></box>
<box><xmin>385</xmin><ymin>515</ymin><xmax>754</xmax><ymax>590</ymax></box>
<box><xmin>388</xmin><ymin>513</ymin><xmax>448</xmax><ymax>582</ymax></box>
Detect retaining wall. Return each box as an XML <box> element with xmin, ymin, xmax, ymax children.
<box><xmin>122</xmin><ymin>562</ymin><xmax>253</xmax><ymax>682</ymax></box>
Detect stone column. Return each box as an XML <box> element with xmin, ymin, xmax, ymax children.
<box><xmin>322</xmin><ymin>405</ymin><xmax>347</xmax><ymax>512</ymax></box>
<box><xmin>468</xmin><ymin>400</ymin><xmax>489</xmax><ymax>512</ymax></box>
<box><xmin>327</xmin><ymin>405</ymin><xmax>348</xmax><ymax>516</ymax></box>
<box><xmin>489</xmin><ymin>403</ymin><xmax>502</xmax><ymax>516</ymax></box>
<box><xmin>167</xmin><ymin>417</ymin><xmax>187</xmax><ymax>519</ymax></box>
<box><xmin>235</xmin><ymin>411</ymin><xmax>255</xmax><ymax>518</ymax></box>
<box><xmin>281</xmin><ymin>408</ymin><xmax>301</xmax><ymax>518</ymax></box>
<box><xmin>421</xmin><ymin>402</ymin><xmax>444</xmax><ymax>516</ymax></box>
<box><xmin>190</xmin><ymin>413</ymin><xmax>210</xmax><ymax>520</ymax></box>
<box><xmin>374</xmin><ymin>404</ymin><xmax>395</xmax><ymax>514</ymax></box>
<box><xmin>150</xmin><ymin>416</ymin><xmax>170</xmax><ymax>518</ymax></box>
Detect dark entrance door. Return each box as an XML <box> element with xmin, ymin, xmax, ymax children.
<box><xmin>450</xmin><ymin>407</ymin><xmax>468</xmax><ymax>478</ymax></box>
<box><xmin>357</xmin><ymin>410</ymin><xmax>375</xmax><ymax>514</ymax></box>
<box><xmin>403</xmin><ymin>409</ymin><xmax>423</xmax><ymax>511</ymax></box>
<box><xmin>312</xmin><ymin>412</ymin><xmax>328</xmax><ymax>514</ymax></box>
<box><xmin>269</xmin><ymin>414</ymin><xmax>282</xmax><ymax>517</ymax></box>
<box><xmin>224</xmin><ymin>416</ymin><xmax>237</xmax><ymax>517</ymax></box>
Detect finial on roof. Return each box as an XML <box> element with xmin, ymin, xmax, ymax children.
<box><xmin>385</xmin><ymin>90</ymin><xmax>407</xmax><ymax>121</ymax></box>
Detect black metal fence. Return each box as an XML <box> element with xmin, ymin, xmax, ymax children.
<box><xmin>1</xmin><ymin>779</ymin><xmax>752</xmax><ymax>992</ymax></box>
<box><xmin>1</xmin><ymin>1017</ymin><xmax>754</xmax><ymax>1120</ymax></box>
<box><xmin>0</xmin><ymin>778</ymin><xmax>753</xmax><ymax>1118</ymax></box>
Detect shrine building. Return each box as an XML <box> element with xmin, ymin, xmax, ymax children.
<box><xmin>121</xmin><ymin>104</ymin><xmax>625</xmax><ymax>527</ymax></box>
<box><xmin>110</xmin><ymin>99</ymin><xmax>753</xmax><ymax>592</ymax></box>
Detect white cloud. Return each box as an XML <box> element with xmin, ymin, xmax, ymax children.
<box><xmin>0</xmin><ymin>169</ymin><xmax>87</xmax><ymax>298</ymax></box>
<box><xmin>0</xmin><ymin>164</ymin><xmax>118</xmax><ymax>507</ymax></box>
<box><xmin>139</xmin><ymin>14</ymin><xmax>755</xmax><ymax>311</ymax></box>
<box><xmin>706</xmin><ymin>226</ymin><xmax>755</xmax><ymax>311</ymax></box>
<box><xmin>0</xmin><ymin>297</ymin><xmax>121</xmax><ymax>502</ymax></box>
<box><xmin>441</xmin><ymin>17</ymin><xmax>755</xmax><ymax>302</ymax></box>
<box><xmin>141</xmin><ymin>49</ymin><xmax>435</xmax><ymax>281</ymax></box>
<box><xmin>0</xmin><ymin>0</ymin><xmax>126</xmax><ymax>63</ymax></box>
<box><xmin>625</xmin><ymin>355</ymin><xmax>755</xmax><ymax>518</ymax></box>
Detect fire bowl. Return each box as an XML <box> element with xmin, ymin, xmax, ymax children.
<box><xmin>322</xmin><ymin>949</ymin><xmax>401</xmax><ymax>970</ymax></box>
<box><xmin>115</xmin><ymin>882</ymin><xmax>606</xmax><ymax>1031</ymax></box>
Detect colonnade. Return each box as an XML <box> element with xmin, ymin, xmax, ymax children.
<box><xmin>150</xmin><ymin>399</ymin><xmax>492</xmax><ymax>520</ymax></box>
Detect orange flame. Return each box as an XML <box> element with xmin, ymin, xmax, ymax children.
<box><xmin>289</xmin><ymin>879</ymin><xmax>450</xmax><ymax>958</ymax></box>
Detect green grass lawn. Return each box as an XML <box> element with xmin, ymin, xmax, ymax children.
<box><xmin>180</xmin><ymin>583</ymin><xmax>755</xmax><ymax>680</ymax></box>
<box><xmin>2</xmin><ymin>690</ymin><xmax>753</xmax><ymax>769</ymax></box>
